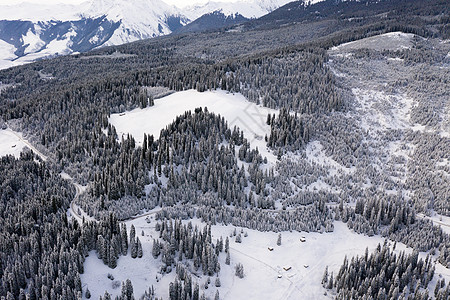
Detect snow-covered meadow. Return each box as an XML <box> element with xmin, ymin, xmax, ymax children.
<box><xmin>82</xmin><ymin>215</ymin><xmax>433</xmax><ymax>300</ymax></box>
<box><xmin>109</xmin><ymin>89</ymin><xmax>279</xmax><ymax>163</ymax></box>
<box><xmin>329</xmin><ymin>32</ymin><xmax>415</xmax><ymax>53</ymax></box>
<box><xmin>0</xmin><ymin>128</ymin><xmax>27</xmax><ymax>158</ymax></box>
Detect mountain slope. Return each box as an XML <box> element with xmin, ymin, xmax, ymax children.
<box><xmin>0</xmin><ymin>17</ymin><xmax>121</xmax><ymax>69</ymax></box>
<box><xmin>0</xmin><ymin>0</ymin><xmax>297</xmax><ymax>70</ymax></box>
<box><xmin>81</xmin><ymin>0</ymin><xmax>188</xmax><ymax>46</ymax></box>
<box><xmin>0</xmin><ymin>0</ymin><xmax>185</xmax><ymax>69</ymax></box>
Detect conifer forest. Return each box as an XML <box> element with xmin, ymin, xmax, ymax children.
<box><xmin>0</xmin><ymin>0</ymin><xmax>449</xmax><ymax>299</ymax></box>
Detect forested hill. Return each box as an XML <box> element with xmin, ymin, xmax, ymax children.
<box><xmin>251</xmin><ymin>0</ymin><xmax>448</xmax><ymax>37</ymax></box>
<box><xmin>0</xmin><ymin>0</ymin><xmax>449</xmax><ymax>299</ymax></box>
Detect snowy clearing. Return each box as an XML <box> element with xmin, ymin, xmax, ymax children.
<box><xmin>0</xmin><ymin>128</ymin><xmax>27</xmax><ymax>158</ymax></box>
<box><xmin>329</xmin><ymin>32</ymin><xmax>415</xmax><ymax>52</ymax></box>
<box><xmin>81</xmin><ymin>217</ymin><xmax>449</xmax><ymax>300</ymax></box>
<box><xmin>109</xmin><ymin>89</ymin><xmax>279</xmax><ymax>163</ymax></box>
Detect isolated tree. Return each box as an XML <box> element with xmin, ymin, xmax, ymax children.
<box><xmin>137</xmin><ymin>237</ymin><xmax>143</xmax><ymax>258</ymax></box>
<box><xmin>235</xmin><ymin>233</ymin><xmax>242</xmax><ymax>243</ymax></box>
<box><xmin>152</xmin><ymin>239</ymin><xmax>160</xmax><ymax>258</ymax></box>
<box><xmin>322</xmin><ymin>266</ymin><xmax>328</xmax><ymax>286</ymax></box>
<box><xmin>215</xmin><ymin>276</ymin><xmax>221</xmax><ymax>287</ymax></box>
<box><xmin>131</xmin><ymin>238</ymin><xmax>137</xmax><ymax>259</ymax></box>
<box><xmin>225</xmin><ymin>237</ymin><xmax>229</xmax><ymax>253</ymax></box>
<box><xmin>235</xmin><ymin>263</ymin><xmax>244</xmax><ymax>278</ymax></box>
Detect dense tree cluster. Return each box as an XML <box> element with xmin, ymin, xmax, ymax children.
<box><xmin>166</xmin><ymin>264</ymin><xmax>204</xmax><ymax>300</ymax></box>
<box><xmin>154</xmin><ymin>219</ymin><xmax>222</xmax><ymax>276</ymax></box>
<box><xmin>156</xmin><ymin>200</ymin><xmax>334</xmax><ymax>233</ymax></box>
<box><xmin>79</xmin><ymin>214</ymin><xmax>133</xmax><ymax>268</ymax></box>
<box><xmin>267</xmin><ymin>108</ymin><xmax>311</xmax><ymax>151</ymax></box>
<box><xmin>336</xmin><ymin>197</ymin><xmax>450</xmax><ymax>267</ymax></box>
<box><xmin>225</xmin><ymin>48</ymin><xmax>344</xmax><ymax>114</ymax></box>
<box><xmin>0</xmin><ymin>153</ymin><xmax>82</xmax><ymax>299</ymax></box>
<box><xmin>324</xmin><ymin>243</ymin><xmax>436</xmax><ymax>299</ymax></box>
<box><xmin>78</xmin><ymin>108</ymin><xmax>271</xmax><ymax>219</ymax></box>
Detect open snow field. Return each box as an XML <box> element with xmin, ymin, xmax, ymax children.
<box><xmin>81</xmin><ymin>216</ymin><xmax>450</xmax><ymax>300</ymax></box>
<box><xmin>0</xmin><ymin>128</ymin><xmax>27</xmax><ymax>157</ymax></box>
<box><xmin>329</xmin><ymin>32</ymin><xmax>415</xmax><ymax>53</ymax></box>
<box><xmin>109</xmin><ymin>89</ymin><xmax>279</xmax><ymax>163</ymax></box>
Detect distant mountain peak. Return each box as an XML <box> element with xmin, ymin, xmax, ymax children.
<box><xmin>0</xmin><ymin>0</ymin><xmax>294</xmax><ymax>70</ymax></box>
<box><xmin>183</xmin><ymin>0</ymin><xmax>294</xmax><ymax>20</ymax></box>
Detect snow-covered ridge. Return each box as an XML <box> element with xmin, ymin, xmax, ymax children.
<box><xmin>183</xmin><ymin>0</ymin><xmax>293</xmax><ymax>20</ymax></box>
<box><xmin>0</xmin><ymin>0</ymin><xmax>179</xmax><ymax>22</ymax></box>
<box><xmin>0</xmin><ymin>2</ymin><xmax>86</xmax><ymax>22</ymax></box>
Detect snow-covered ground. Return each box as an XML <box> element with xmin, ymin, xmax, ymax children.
<box><xmin>109</xmin><ymin>89</ymin><xmax>279</xmax><ymax>163</ymax></box>
<box><xmin>306</xmin><ymin>140</ymin><xmax>355</xmax><ymax>176</ymax></box>
<box><xmin>81</xmin><ymin>217</ymin><xmax>449</xmax><ymax>300</ymax></box>
<box><xmin>329</xmin><ymin>32</ymin><xmax>415</xmax><ymax>53</ymax></box>
<box><xmin>0</xmin><ymin>128</ymin><xmax>27</xmax><ymax>158</ymax></box>
<box><xmin>351</xmin><ymin>88</ymin><xmax>414</xmax><ymax>132</ymax></box>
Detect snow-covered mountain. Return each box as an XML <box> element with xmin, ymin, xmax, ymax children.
<box><xmin>80</xmin><ymin>0</ymin><xmax>188</xmax><ymax>46</ymax></box>
<box><xmin>0</xmin><ymin>0</ymin><xmax>297</xmax><ymax>70</ymax></box>
<box><xmin>0</xmin><ymin>0</ymin><xmax>187</xmax><ymax>69</ymax></box>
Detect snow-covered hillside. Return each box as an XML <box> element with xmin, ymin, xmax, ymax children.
<box><xmin>82</xmin><ymin>0</ymin><xmax>188</xmax><ymax>46</ymax></box>
<box><xmin>79</xmin><ymin>215</ymin><xmax>450</xmax><ymax>300</ymax></box>
<box><xmin>109</xmin><ymin>89</ymin><xmax>279</xmax><ymax>163</ymax></box>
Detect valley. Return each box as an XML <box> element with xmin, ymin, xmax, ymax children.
<box><xmin>0</xmin><ymin>0</ymin><xmax>449</xmax><ymax>299</ymax></box>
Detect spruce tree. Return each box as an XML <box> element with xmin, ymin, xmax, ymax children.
<box><xmin>137</xmin><ymin>237</ymin><xmax>143</xmax><ymax>258</ymax></box>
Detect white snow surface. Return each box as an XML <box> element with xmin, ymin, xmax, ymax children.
<box><xmin>109</xmin><ymin>89</ymin><xmax>279</xmax><ymax>163</ymax></box>
<box><xmin>0</xmin><ymin>40</ymin><xmax>19</xmax><ymax>70</ymax></box>
<box><xmin>330</xmin><ymin>32</ymin><xmax>415</xmax><ymax>52</ymax></box>
<box><xmin>0</xmin><ymin>2</ymin><xmax>86</xmax><ymax>21</ymax></box>
<box><xmin>86</xmin><ymin>0</ymin><xmax>185</xmax><ymax>46</ymax></box>
<box><xmin>81</xmin><ymin>217</ymin><xmax>449</xmax><ymax>300</ymax></box>
<box><xmin>0</xmin><ymin>40</ymin><xmax>17</xmax><ymax>61</ymax></box>
<box><xmin>183</xmin><ymin>0</ymin><xmax>293</xmax><ymax>20</ymax></box>
<box><xmin>22</xmin><ymin>28</ymin><xmax>46</xmax><ymax>55</ymax></box>
<box><xmin>0</xmin><ymin>128</ymin><xmax>27</xmax><ymax>158</ymax></box>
